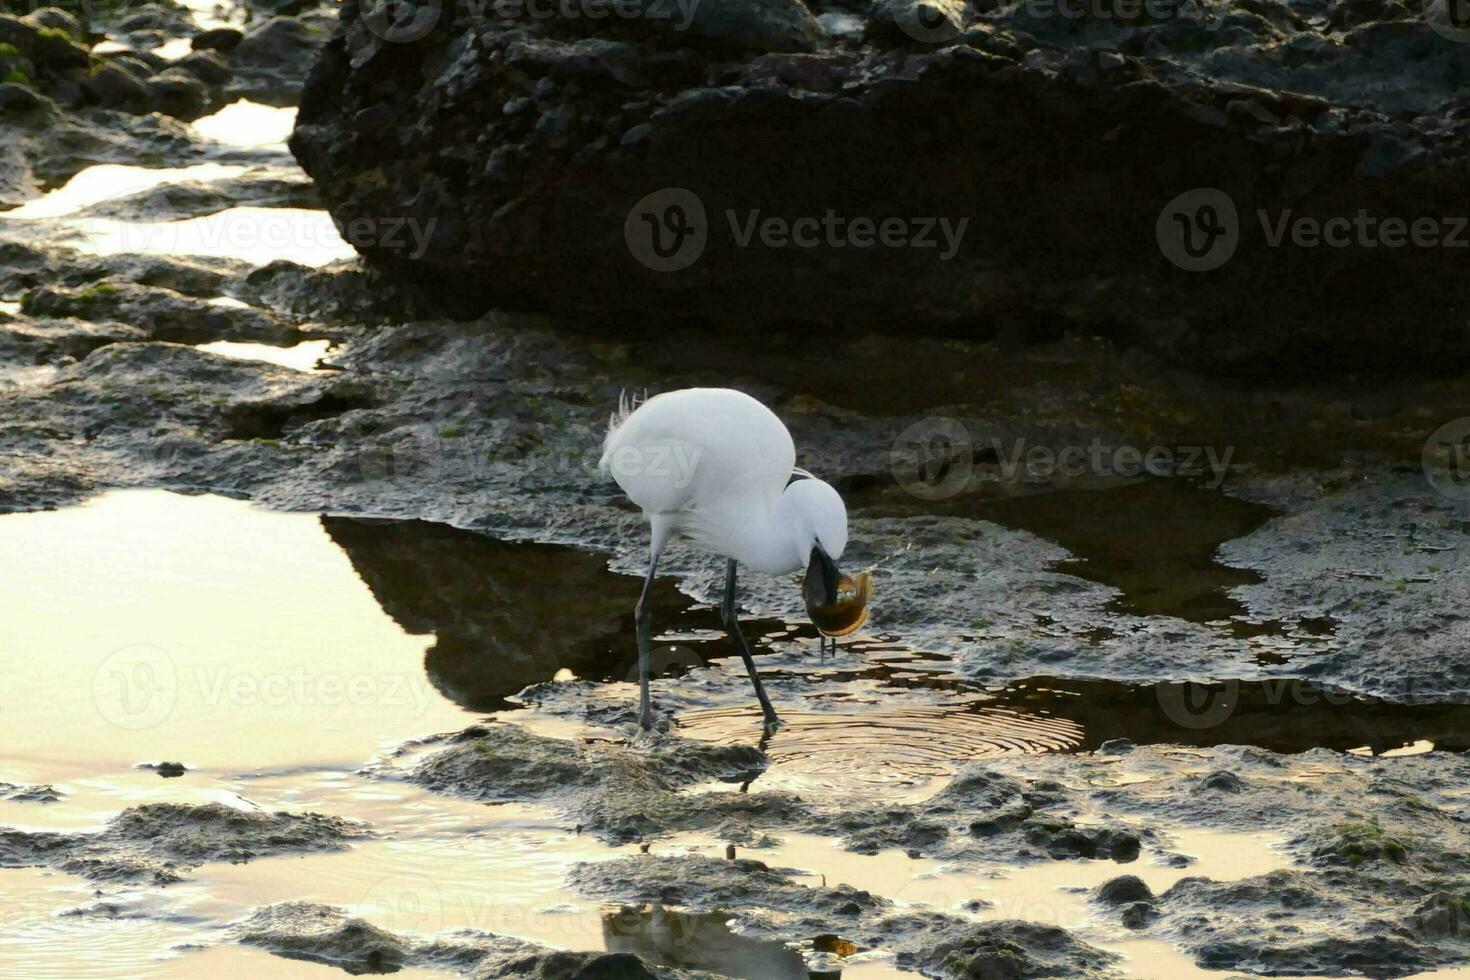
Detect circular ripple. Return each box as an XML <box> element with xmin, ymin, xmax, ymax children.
<box><xmin>677</xmin><ymin>705</ymin><xmax>1083</xmax><ymax>783</ymax></box>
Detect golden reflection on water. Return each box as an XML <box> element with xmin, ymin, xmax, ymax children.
<box><xmin>0</xmin><ymin>491</ymin><xmax>476</xmax><ymax>778</ymax></box>
<box><xmin>677</xmin><ymin>704</ymin><xmax>1083</xmax><ymax>788</ymax></box>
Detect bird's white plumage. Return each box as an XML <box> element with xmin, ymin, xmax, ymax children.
<box><xmin>600</xmin><ymin>388</ymin><xmax>844</xmax><ymax>575</ymax></box>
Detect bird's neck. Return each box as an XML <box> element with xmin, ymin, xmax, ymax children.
<box><xmin>726</xmin><ymin>492</ymin><xmax>808</xmax><ymax>575</ymax></box>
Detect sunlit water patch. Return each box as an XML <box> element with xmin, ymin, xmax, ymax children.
<box><xmin>0</xmin><ymin>490</ymin><xmax>478</xmax><ymax>780</ymax></box>
<box><xmin>2</xmin><ymin>164</ymin><xmax>249</xmax><ymax>220</ymax></box>
<box><xmin>67</xmin><ymin>207</ymin><xmax>354</xmax><ymax>267</ymax></box>
<box><xmin>195</xmin><ymin>339</ymin><xmax>332</xmax><ymax>372</ymax></box>
<box><xmin>194</xmin><ymin>101</ymin><xmax>297</xmax><ymax>150</ymax></box>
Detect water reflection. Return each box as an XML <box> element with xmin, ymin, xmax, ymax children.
<box><xmin>603</xmin><ymin>906</ymin><xmax>833</xmax><ymax>980</ymax></box>
<box><xmin>321</xmin><ymin>516</ymin><xmax>712</xmax><ymax>710</ymax></box>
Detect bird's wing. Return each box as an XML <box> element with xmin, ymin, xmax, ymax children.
<box><xmin>599</xmin><ymin>388</ymin><xmax>795</xmax><ymax>517</ymax></box>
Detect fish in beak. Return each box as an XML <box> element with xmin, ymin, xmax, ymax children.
<box><xmin>803</xmin><ymin>545</ymin><xmax>873</xmax><ymax>637</ymax></box>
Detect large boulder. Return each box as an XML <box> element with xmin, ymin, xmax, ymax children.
<box><xmin>292</xmin><ymin>0</ymin><xmax>1470</xmax><ymax>375</ymax></box>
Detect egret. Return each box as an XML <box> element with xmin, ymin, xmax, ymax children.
<box><xmin>599</xmin><ymin>387</ymin><xmax>873</xmax><ymax>732</ymax></box>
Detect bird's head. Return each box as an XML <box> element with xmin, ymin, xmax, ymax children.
<box><xmin>784</xmin><ymin>478</ymin><xmax>873</xmax><ymax>637</ymax></box>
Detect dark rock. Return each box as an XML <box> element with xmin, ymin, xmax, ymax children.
<box><xmin>866</xmin><ymin>0</ymin><xmax>970</xmax><ymax>46</ymax></box>
<box><xmin>292</xmin><ymin>0</ymin><xmax>1470</xmax><ymax>376</ymax></box>
<box><xmin>1120</xmin><ymin>901</ymin><xmax>1158</xmax><ymax>929</ymax></box>
<box><xmin>175</xmin><ymin>49</ymin><xmax>232</xmax><ymax>85</ymax></box>
<box><xmin>906</xmin><ymin>920</ymin><xmax>1119</xmax><ymax>979</ymax></box>
<box><xmin>192</xmin><ymin>27</ymin><xmax>244</xmax><ymax>51</ymax></box>
<box><xmin>21</xmin><ymin>7</ymin><xmax>81</xmax><ymax>38</ymax></box>
<box><xmin>571</xmin><ymin>952</ymin><xmax>660</xmax><ymax>979</ymax></box>
<box><xmin>0</xmin><ymin>80</ymin><xmax>50</xmax><ymax>114</ymax></box>
<box><xmin>1096</xmin><ymin>738</ymin><xmax>1134</xmax><ymax>755</ymax></box>
<box><xmin>1</xmin><ymin>802</ymin><xmax>369</xmax><ymax>883</ymax></box>
<box><xmin>233</xmin><ymin>902</ymin><xmax>408</xmax><ymax>972</ymax></box>
<box><xmin>145</xmin><ymin>67</ymin><xmax>209</xmax><ymax>120</ymax></box>
<box><xmin>1198</xmin><ymin>769</ymin><xmax>1246</xmax><ymax>793</ymax></box>
<box><xmin>81</xmin><ymin>61</ymin><xmax>150</xmax><ymax>109</ymax></box>
<box><xmin>1024</xmin><ymin>818</ymin><xmax>1141</xmax><ymax>862</ymax></box>
<box><xmin>1095</xmin><ymin>874</ymin><xmax>1153</xmax><ymax>905</ymax></box>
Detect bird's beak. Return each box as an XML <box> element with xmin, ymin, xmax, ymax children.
<box><xmin>805</xmin><ymin>545</ymin><xmax>840</xmax><ymax>608</ymax></box>
<box><xmin>804</xmin><ymin>546</ymin><xmax>873</xmax><ymax>638</ymax></box>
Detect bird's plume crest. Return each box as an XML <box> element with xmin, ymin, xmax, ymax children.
<box><xmin>607</xmin><ymin>388</ymin><xmax>648</xmax><ymax>436</ymax></box>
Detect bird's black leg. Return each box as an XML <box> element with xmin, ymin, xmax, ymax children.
<box><xmin>723</xmin><ymin>559</ymin><xmax>779</xmax><ymax>731</ymax></box>
<box><xmin>636</xmin><ymin>551</ymin><xmax>660</xmax><ymax>731</ymax></box>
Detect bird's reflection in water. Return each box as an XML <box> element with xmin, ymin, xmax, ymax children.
<box><xmin>603</xmin><ymin>906</ymin><xmax>846</xmax><ymax>979</ymax></box>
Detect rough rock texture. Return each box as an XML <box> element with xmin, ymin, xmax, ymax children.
<box><xmin>398</xmin><ymin>723</ymin><xmax>776</xmax><ymax>843</ymax></box>
<box><xmin>294</xmin><ymin>0</ymin><xmax>1470</xmax><ymax>374</ymax></box>
<box><xmin>0</xmin><ymin>802</ymin><xmax>369</xmax><ymax>883</ymax></box>
<box><xmin>231</xmin><ymin>901</ymin><xmax>717</xmax><ymax>978</ymax></box>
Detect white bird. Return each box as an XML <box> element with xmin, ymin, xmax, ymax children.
<box><xmin>599</xmin><ymin>387</ymin><xmax>872</xmax><ymax>732</ymax></box>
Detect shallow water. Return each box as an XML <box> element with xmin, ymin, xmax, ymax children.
<box><xmin>70</xmin><ymin>208</ymin><xmax>353</xmax><ymax>267</ymax></box>
<box><xmin>194</xmin><ymin>102</ymin><xmax>298</xmax><ymax>151</ymax></box>
<box><xmin>196</xmin><ymin>339</ymin><xmax>333</xmax><ymax>371</ymax></box>
<box><xmin>3</xmin><ymin>164</ymin><xmax>251</xmax><ymax>220</ymax></box>
<box><xmin>1</xmin><ymin>488</ymin><xmax>1467</xmax><ymax>977</ymax></box>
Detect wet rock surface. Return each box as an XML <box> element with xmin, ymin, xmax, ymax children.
<box><xmin>0</xmin><ymin>802</ymin><xmax>370</xmax><ymax>883</ymax></box>
<box><xmin>293</xmin><ymin>0</ymin><xmax>1470</xmax><ymax>373</ymax></box>
<box><xmin>2</xmin><ymin>2</ymin><xmax>1470</xmax><ymax>977</ymax></box>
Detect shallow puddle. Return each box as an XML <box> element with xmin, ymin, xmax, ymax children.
<box><xmin>194</xmin><ymin>101</ymin><xmax>298</xmax><ymax>151</ymax></box>
<box><xmin>69</xmin><ymin>207</ymin><xmax>354</xmax><ymax>267</ymax></box>
<box><xmin>915</xmin><ymin>479</ymin><xmax>1278</xmax><ymax>623</ymax></box>
<box><xmin>0</xmin><ymin>491</ymin><xmax>476</xmax><ymax>780</ymax></box>
<box><xmin>196</xmin><ymin>339</ymin><xmax>333</xmax><ymax>372</ymax></box>
<box><xmin>2</xmin><ymin>164</ymin><xmax>250</xmax><ymax>220</ymax></box>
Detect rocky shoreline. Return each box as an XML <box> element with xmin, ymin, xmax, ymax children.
<box><xmin>2</xmin><ymin>0</ymin><xmax>1470</xmax><ymax>977</ymax></box>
